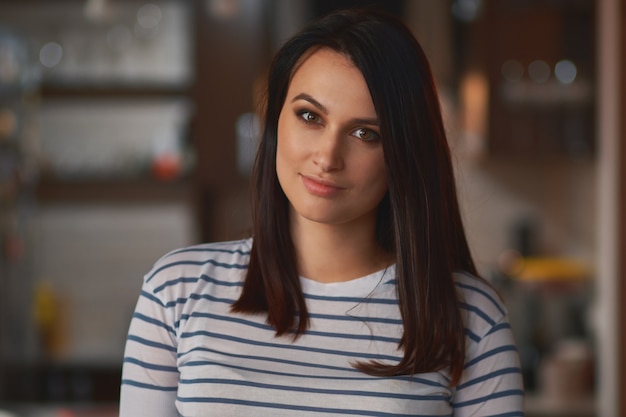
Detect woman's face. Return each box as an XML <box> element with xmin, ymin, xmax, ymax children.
<box><xmin>276</xmin><ymin>47</ymin><xmax>388</xmax><ymax>230</ymax></box>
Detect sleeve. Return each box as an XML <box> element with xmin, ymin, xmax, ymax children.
<box><xmin>452</xmin><ymin>314</ymin><xmax>525</xmax><ymax>417</ymax></box>
<box><xmin>119</xmin><ymin>276</ymin><xmax>180</xmax><ymax>417</ymax></box>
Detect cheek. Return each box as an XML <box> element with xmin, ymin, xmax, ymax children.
<box><xmin>368</xmin><ymin>158</ymin><xmax>388</xmax><ymax>201</ymax></box>
<box><xmin>373</xmin><ymin>173</ymin><xmax>388</xmax><ymax>200</ymax></box>
<box><xmin>276</xmin><ymin>117</ymin><xmax>306</xmax><ymax>166</ymax></box>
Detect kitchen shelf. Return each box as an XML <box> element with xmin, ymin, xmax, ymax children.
<box><xmin>40</xmin><ymin>83</ymin><xmax>191</xmax><ymax>99</ymax></box>
<box><xmin>37</xmin><ymin>178</ymin><xmax>192</xmax><ymax>204</ymax></box>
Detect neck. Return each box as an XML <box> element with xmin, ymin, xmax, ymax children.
<box><xmin>290</xmin><ymin>214</ymin><xmax>391</xmax><ymax>283</ymax></box>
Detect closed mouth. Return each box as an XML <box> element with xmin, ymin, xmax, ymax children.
<box><xmin>300</xmin><ymin>174</ymin><xmax>346</xmax><ymax>196</ymax></box>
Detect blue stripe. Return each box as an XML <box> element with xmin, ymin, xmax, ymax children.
<box><xmin>140</xmin><ymin>290</ymin><xmax>166</xmax><ymax>308</ymax></box>
<box><xmin>182</xmin><ymin>311</ymin><xmax>401</xmax><ymax>344</ymax></box>
<box><xmin>179</xmin><ymin>330</ymin><xmax>402</xmax><ymax>362</ymax></box>
<box><xmin>163</xmin><ymin>292</ymin><xmax>235</xmax><ymax>309</ymax></box>
<box><xmin>180</xmin><ymin>359</ymin><xmax>361</xmax><ymax>381</ymax></box>
<box><xmin>456</xmin><ymin>367</ymin><xmax>522</xmax><ymax>389</ymax></box>
<box><xmin>487</xmin><ymin>321</ymin><xmax>512</xmax><ymax>335</ymax></box>
<box><xmin>123</xmin><ymin>357</ymin><xmax>178</xmax><ymax>373</ymax></box>
<box><xmin>309</xmin><ymin>312</ymin><xmax>402</xmax><ymax>325</ymax></box>
<box><xmin>460</xmin><ymin>302</ymin><xmax>496</xmax><ymax>326</ymax></box>
<box><xmin>465</xmin><ymin>328</ymin><xmax>481</xmax><ymax>343</ymax></box>
<box><xmin>453</xmin><ymin>389</ymin><xmax>524</xmax><ymax>408</ymax></box>
<box><xmin>464</xmin><ymin>345</ymin><xmax>518</xmax><ymax>369</ymax></box>
<box><xmin>176</xmin><ymin>396</ymin><xmax>443</xmax><ymax>417</ymax></box>
<box><xmin>305</xmin><ymin>293</ymin><xmax>398</xmax><ymax>305</ymax></box>
<box><xmin>187</xmin><ymin>309</ymin><xmax>402</xmax><ymax>327</ymax></box>
<box><xmin>153</xmin><ymin>276</ymin><xmax>199</xmax><ymax>293</ymax></box>
<box><xmin>464</xmin><ymin>320</ymin><xmax>512</xmax><ymax>345</ymax></box>
<box><xmin>179</xmin><ymin>378</ymin><xmax>447</xmax><ymax>402</ymax></box>
<box><xmin>188</xmin><ymin>291</ymin><xmax>235</xmax><ymax>304</ymax></box>
<box><xmin>455</xmin><ymin>280</ymin><xmax>505</xmax><ymax>316</ymax></box>
<box><xmin>147</xmin><ymin>259</ymin><xmax>247</xmax><ymax>282</ymax></box>
<box><xmin>301</xmin><ymin>328</ymin><xmax>401</xmax><ymax>344</ymax></box>
<box><xmin>121</xmin><ymin>379</ymin><xmax>177</xmax><ymax>392</ymax></box>
<box><xmin>177</xmin><ymin>345</ymin><xmax>442</xmax><ymax>387</ymax></box>
<box><xmin>153</xmin><ymin>273</ymin><xmax>243</xmax><ymax>293</ymax></box>
<box><xmin>180</xmin><ymin>311</ymin><xmax>272</xmax><ymax>332</ymax></box>
<box><xmin>169</xmin><ymin>244</ymin><xmax>250</xmax><ymax>257</ymax></box>
<box><xmin>133</xmin><ymin>312</ymin><xmax>176</xmax><ymax>335</ymax></box>
<box><xmin>126</xmin><ymin>334</ymin><xmax>177</xmax><ymax>352</ymax></box>
<box><xmin>180</xmin><ymin>345</ymin><xmax>361</xmax><ymax>375</ymax></box>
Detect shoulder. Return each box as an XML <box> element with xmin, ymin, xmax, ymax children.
<box><xmin>452</xmin><ymin>272</ymin><xmax>524</xmax><ymax>412</ymax></box>
<box><xmin>143</xmin><ymin>238</ymin><xmax>252</xmax><ymax>297</ymax></box>
<box><xmin>453</xmin><ymin>271</ymin><xmax>508</xmax><ymax>341</ymax></box>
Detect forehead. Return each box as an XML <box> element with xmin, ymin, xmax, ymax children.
<box><xmin>285</xmin><ymin>47</ymin><xmax>378</xmax><ymax>118</ymax></box>
<box><xmin>287</xmin><ymin>47</ymin><xmax>371</xmax><ymax>97</ymax></box>
<box><xmin>281</xmin><ymin>47</ymin><xmax>382</xmax><ymax>129</ymax></box>
<box><xmin>289</xmin><ymin>47</ymin><xmax>358</xmax><ymax>84</ymax></box>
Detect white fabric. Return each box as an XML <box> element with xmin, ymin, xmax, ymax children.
<box><xmin>120</xmin><ymin>238</ymin><xmax>524</xmax><ymax>416</ymax></box>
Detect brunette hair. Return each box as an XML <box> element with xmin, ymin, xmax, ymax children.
<box><xmin>231</xmin><ymin>8</ymin><xmax>477</xmax><ymax>386</ymax></box>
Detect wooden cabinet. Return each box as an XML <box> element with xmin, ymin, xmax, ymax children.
<box><xmin>458</xmin><ymin>0</ymin><xmax>596</xmax><ymax>159</ymax></box>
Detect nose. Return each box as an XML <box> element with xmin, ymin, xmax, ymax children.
<box><xmin>313</xmin><ymin>130</ymin><xmax>344</xmax><ymax>172</ymax></box>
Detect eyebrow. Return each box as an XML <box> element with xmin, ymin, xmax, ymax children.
<box><xmin>291</xmin><ymin>92</ymin><xmax>380</xmax><ymax>127</ymax></box>
<box><xmin>292</xmin><ymin>93</ymin><xmax>328</xmax><ymax>113</ymax></box>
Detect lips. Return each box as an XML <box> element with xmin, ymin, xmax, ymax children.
<box><xmin>300</xmin><ymin>174</ymin><xmax>345</xmax><ymax>197</ymax></box>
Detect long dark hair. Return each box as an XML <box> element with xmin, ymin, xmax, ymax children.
<box><xmin>231</xmin><ymin>8</ymin><xmax>477</xmax><ymax>386</ymax></box>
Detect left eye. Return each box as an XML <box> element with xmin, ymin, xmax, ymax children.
<box><xmin>351</xmin><ymin>128</ymin><xmax>380</xmax><ymax>142</ymax></box>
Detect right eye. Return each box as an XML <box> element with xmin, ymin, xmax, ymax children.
<box><xmin>298</xmin><ymin>110</ymin><xmax>321</xmax><ymax>124</ymax></box>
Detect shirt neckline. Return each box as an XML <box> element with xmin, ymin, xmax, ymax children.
<box><xmin>299</xmin><ymin>264</ymin><xmax>396</xmax><ymax>297</ymax></box>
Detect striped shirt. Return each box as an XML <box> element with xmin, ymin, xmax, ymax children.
<box><xmin>119</xmin><ymin>238</ymin><xmax>524</xmax><ymax>416</ymax></box>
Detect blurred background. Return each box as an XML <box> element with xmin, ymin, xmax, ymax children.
<box><xmin>0</xmin><ymin>0</ymin><xmax>623</xmax><ymax>416</ymax></box>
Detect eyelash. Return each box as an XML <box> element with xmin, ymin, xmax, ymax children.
<box><xmin>297</xmin><ymin>110</ymin><xmax>321</xmax><ymax>125</ymax></box>
<box><xmin>351</xmin><ymin>127</ymin><xmax>380</xmax><ymax>142</ymax></box>
<box><xmin>296</xmin><ymin>110</ymin><xmax>381</xmax><ymax>142</ymax></box>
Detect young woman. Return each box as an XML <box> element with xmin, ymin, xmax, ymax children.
<box><xmin>120</xmin><ymin>8</ymin><xmax>524</xmax><ymax>417</ymax></box>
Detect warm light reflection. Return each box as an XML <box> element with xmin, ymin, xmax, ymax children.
<box><xmin>459</xmin><ymin>71</ymin><xmax>489</xmax><ymax>157</ymax></box>
<box><xmin>206</xmin><ymin>0</ymin><xmax>241</xmax><ymax>20</ymax></box>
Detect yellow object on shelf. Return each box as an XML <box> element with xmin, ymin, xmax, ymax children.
<box><xmin>33</xmin><ymin>281</ymin><xmax>67</xmax><ymax>356</ymax></box>
<box><xmin>509</xmin><ymin>257</ymin><xmax>591</xmax><ymax>282</ymax></box>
